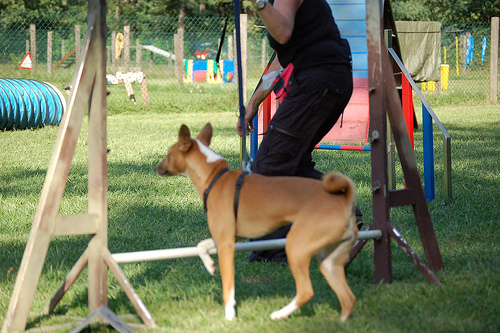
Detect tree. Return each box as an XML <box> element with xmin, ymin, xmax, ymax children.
<box><xmin>391</xmin><ymin>0</ymin><xmax>500</xmax><ymax>22</ymax></box>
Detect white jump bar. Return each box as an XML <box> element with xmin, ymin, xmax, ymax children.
<box><xmin>112</xmin><ymin>230</ymin><xmax>382</xmax><ymax>264</ymax></box>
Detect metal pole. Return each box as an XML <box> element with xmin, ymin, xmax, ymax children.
<box><xmin>112</xmin><ymin>230</ymin><xmax>383</xmax><ymax>264</ymax></box>
<box><xmin>234</xmin><ymin>1</ymin><xmax>247</xmax><ymax>169</ymax></box>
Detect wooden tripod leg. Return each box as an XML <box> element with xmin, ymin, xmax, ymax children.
<box><xmin>388</xmin><ymin>227</ymin><xmax>441</xmax><ymax>285</ymax></box>
<box><xmin>44</xmin><ymin>249</ymin><xmax>89</xmax><ymax>314</ymax></box>
<box><xmin>102</xmin><ymin>249</ymin><xmax>158</xmax><ymax>329</ymax></box>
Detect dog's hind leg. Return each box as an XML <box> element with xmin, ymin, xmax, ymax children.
<box><xmin>270</xmin><ymin>231</ymin><xmax>315</xmax><ymax>320</ymax></box>
<box><xmin>317</xmin><ymin>240</ymin><xmax>356</xmax><ymax>323</ymax></box>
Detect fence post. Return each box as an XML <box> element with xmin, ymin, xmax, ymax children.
<box><xmin>136</xmin><ymin>38</ymin><xmax>142</xmax><ymax>70</ymax></box>
<box><xmin>111</xmin><ymin>31</ymin><xmax>116</xmax><ymax>73</ymax></box>
<box><xmin>124</xmin><ymin>25</ymin><xmax>130</xmax><ymax>72</ymax></box>
<box><xmin>228</xmin><ymin>35</ymin><xmax>234</xmax><ymax>60</ymax></box>
<box><xmin>75</xmin><ymin>25</ymin><xmax>81</xmax><ymax>65</ymax></box>
<box><xmin>30</xmin><ymin>24</ymin><xmax>36</xmax><ymax>73</ymax></box>
<box><xmin>61</xmin><ymin>39</ymin><xmax>65</xmax><ymax>61</ymax></box>
<box><xmin>460</xmin><ymin>33</ymin><xmax>468</xmax><ymax>76</ymax></box>
<box><xmin>491</xmin><ymin>17</ymin><xmax>499</xmax><ymax>103</ymax></box>
<box><xmin>47</xmin><ymin>31</ymin><xmax>53</xmax><ymax>75</ymax></box>
<box><xmin>261</xmin><ymin>38</ymin><xmax>266</xmax><ymax>70</ymax></box>
<box><xmin>174</xmin><ymin>28</ymin><xmax>184</xmax><ymax>86</ymax></box>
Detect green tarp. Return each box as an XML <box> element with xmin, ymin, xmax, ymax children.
<box><xmin>395</xmin><ymin>21</ymin><xmax>442</xmax><ymax>82</ymax></box>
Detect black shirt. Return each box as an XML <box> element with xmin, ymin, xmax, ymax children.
<box><xmin>267</xmin><ymin>0</ymin><xmax>352</xmax><ymax>70</ymax></box>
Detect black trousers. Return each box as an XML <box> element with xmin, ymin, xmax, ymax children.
<box><xmin>249</xmin><ymin>64</ymin><xmax>354</xmax><ymax>263</ymax></box>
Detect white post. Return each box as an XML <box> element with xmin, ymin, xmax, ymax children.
<box><xmin>491</xmin><ymin>17</ymin><xmax>499</xmax><ymax>102</ymax></box>
<box><xmin>30</xmin><ymin>24</ymin><xmax>36</xmax><ymax>73</ymax></box>
<box><xmin>75</xmin><ymin>25</ymin><xmax>81</xmax><ymax>65</ymax></box>
<box><xmin>124</xmin><ymin>25</ymin><xmax>130</xmax><ymax>72</ymax></box>
<box><xmin>47</xmin><ymin>31</ymin><xmax>53</xmax><ymax>75</ymax></box>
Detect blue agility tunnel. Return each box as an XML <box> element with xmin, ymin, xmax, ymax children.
<box><xmin>0</xmin><ymin>78</ymin><xmax>65</xmax><ymax>130</ymax></box>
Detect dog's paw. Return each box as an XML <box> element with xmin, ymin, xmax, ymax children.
<box><xmin>270</xmin><ymin>298</ymin><xmax>299</xmax><ymax>320</ymax></box>
<box><xmin>197</xmin><ymin>238</ymin><xmax>217</xmax><ymax>275</ymax></box>
<box><xmin>202</xmin><ymin>256</ymin><xmax>216</xmax><ymax>275</ymax></box>
<box><xmin>225</xmin><ymin>303</ymin><xmax>236</xmax><ymax>321</ymax></box>
<box><xmin>270</xmin><ymin>310</ymin><xmax>289</xmax><ymax>321</ymax></box>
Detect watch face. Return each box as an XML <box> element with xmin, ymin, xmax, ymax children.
<box><xmin>256</xmin><ymin>0</ymin><xmax>266</xmax><ymax>9</ymax></box>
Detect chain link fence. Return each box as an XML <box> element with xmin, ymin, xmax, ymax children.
<box><xmin>0</xmin><ymin>12</ymin><xmax>498</xmax><ymax>110</ymax></box>
<box><xmin>433</xmin><ymin>21</ymin><xmax>499</xmax><ymax>102</ymax></box>
<box><xmin>0</xmin><ymin>12</ymin><xmax>271</xmax><ymax>111</ymax></box>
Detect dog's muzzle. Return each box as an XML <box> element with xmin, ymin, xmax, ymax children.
<box><xmin>155</xmin><ymin>162</ymin><xmax>170</xmax><ymax>176</ymax></box>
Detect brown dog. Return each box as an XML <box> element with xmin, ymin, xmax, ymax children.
<box><xmin>156</xmin><ymin>123</ymin><xmax>357</xmax><ymax>322</ymax></box>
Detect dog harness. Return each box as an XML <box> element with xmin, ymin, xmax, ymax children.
<box><xmin>203</xmin><ymin>169</ymin><xmax>249</xmax><ymax>220</ymax></box>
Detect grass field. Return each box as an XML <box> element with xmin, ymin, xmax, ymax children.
<box><xmin>0</xmin><ymin>98</ymin><xmax>499</xmax><ymax>332</ymax></box>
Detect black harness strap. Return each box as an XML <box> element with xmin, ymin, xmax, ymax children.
<box><xmin>203</xmin><ymin>169</ymin><xmax>229</xmax><ymax>212</ymax></box>
<box><xmin>233</xmin><ymin>171</ymin><xmax>249</xmax><ymax>219</ymax></box>
<box><xmin>203</xmin><ymin>169</ymin><xmax>249</xmax><ymax>221</ymax></box>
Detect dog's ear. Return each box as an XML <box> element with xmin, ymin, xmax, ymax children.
<box><xmin>197</xmin><ymin>123</ymin><xmax>213</xmax><ymax>146</ymax></box>
<box><xmin>178</xmin><ymin>124</ymin><xmax>192</xmax><ymax>152</ymax></box>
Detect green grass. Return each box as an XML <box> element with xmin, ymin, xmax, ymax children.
<box><xmin>1</xmin><ymin>101</ymin><xmax>499</xmax><ymax>332</ymax></box>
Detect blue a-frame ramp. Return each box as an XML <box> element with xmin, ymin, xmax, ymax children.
<box><xmin>324</xmin><ymin>0</ymin><xmax>370</xmax><ymax>143</ymax></box>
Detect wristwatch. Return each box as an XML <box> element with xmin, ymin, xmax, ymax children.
<box><xmin>255</xmin><ymin>0</ymin><xmax>268</xmax><ymax>10</ymax></box>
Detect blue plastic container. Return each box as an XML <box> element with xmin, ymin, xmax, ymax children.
<box><xmin>0</xmin><ymin>78</ymin><xmax>65</xmax><ymax>130</ymax></box>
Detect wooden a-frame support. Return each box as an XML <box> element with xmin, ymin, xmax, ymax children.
<box><xmin>345</xmin><ymin>0</ymin><xmax>444</xmax><ymax>283</ymax></box>
<box><xmin>2</xmin><ymin>1</ymin><xmax>156</xmax><ymax>332</ymax></box>
<box><xmin>2</xmin><ymin>0</ymin><xmax>444</xmax><ymax>331</ymax></box>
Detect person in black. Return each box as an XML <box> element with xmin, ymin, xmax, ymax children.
<box><xmin>237</xmin><ymin>0</ymin><xmax>362</xmax><ymax>263</ymax></box>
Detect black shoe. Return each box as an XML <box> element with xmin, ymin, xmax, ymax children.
<box><xmin>248</xmin><ymin>226</ymin><xmax>290</xmax><ymax>264</ymax></box>
<box><xmin>249</xmin><ymin>250</ymin><xmax>287</xmax><ymax>265</ymax></box>
<box><xmin>355</xmin><ymin>206</ymin><xmax>363</xmax><ymax>230</ymax></box>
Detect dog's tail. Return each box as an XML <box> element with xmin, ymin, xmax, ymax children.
<box><xmin>322</xmin><ymin>172</ymin><xmax>356</xmax><ymax>204</ymax></box>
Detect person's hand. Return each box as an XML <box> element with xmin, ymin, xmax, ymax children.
<box><xmin>237</xmin><ymin>106</ymin><xmax>257</xmax><ymax>137</ymax></box>
<box><xmin>237</xmin><ymin>115</ymin><xmax>255</xmax><ymax>137</ymax></box>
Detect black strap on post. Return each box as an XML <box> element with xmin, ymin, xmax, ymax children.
<box><xmin>215</xmin><ymin>15</ymin><xmax>230</xmax><ymax>76</ymax></box>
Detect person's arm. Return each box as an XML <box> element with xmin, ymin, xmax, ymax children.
<box><xmin>237</xmin><ymin>56</ymin><xmax>281</xmax><ymax>136</ymax></box>
<box><xmin>251</xmin><ymin>0</ymin><xmax>302</xmax><ymax>44</ymax></box>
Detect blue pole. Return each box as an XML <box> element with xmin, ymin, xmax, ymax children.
<box><xmin>251</xmin><ymin>116</ymin><xmax>258</xmax><ymax>159</ymax></box>
<box><xmin>422</xmin><ymin>103</ymin><xmax>435</xmax><ymax>201</ymax></box>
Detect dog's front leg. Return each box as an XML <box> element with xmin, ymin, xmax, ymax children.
<box><xmin>216</xmin><ymin>240</ymin><xmax>237</xmax><ymax>320</ymax></box>
<box><xmin>197</xmin><ymin>238</ymin><xmax>217</xmax><ymax>275</ymax></box>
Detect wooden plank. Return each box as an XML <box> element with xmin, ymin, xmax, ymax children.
<box><xmin>44</xmin><ymin>249</ymin><xmax>89</xmax><ymax>315</ymax></box>
<box><xmin>366</xmin><ymin>0</ymin><xmax>393</xmax><ymax>284</ymax></box>
<box><xmin>103</xmin><ymin>250</ymin><xmax>158</xmax><ymax>328</ymax></box>
<box><xmin>53</xmin><ymin>48</ymin><xmax>76</xmax><ymax>70</ymax></box>
<box><xmin>52</xmin><ymin>214</ymin><xmax>98</xmax><ymax>236</ymax></box>
<box><xmin>87</xmin><ymin>0</ymin><xmax>109</xmax><ymax>314</ymax></box>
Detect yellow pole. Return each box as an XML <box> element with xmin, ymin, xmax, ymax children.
<box><xmin>455</xmin><ymin>36</ymin><xmax>459</xmax><ymax>76</ymax></box>
<box><xmin>443</xmin><ymin>46</ymin><xmax>447</xmax><ymax>64</ymax></box>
